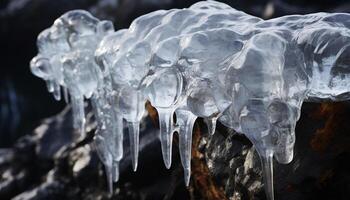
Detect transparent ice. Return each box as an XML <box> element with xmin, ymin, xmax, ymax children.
<box><xmin>31</xmin><ymin>1</ymin><xmax>350</xmax><ymax>200</ymax></box>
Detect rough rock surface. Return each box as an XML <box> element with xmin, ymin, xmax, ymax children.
<box><xmin>1</xmin><ymin>102</ymin><xmax>350</xmax><ymax>200</ymax></box>
<box><xmin>205</xmin><ymin>102</ymin><xmax>350</xmax><ymax>200</ymax></box>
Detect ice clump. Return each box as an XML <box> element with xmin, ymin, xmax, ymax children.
<box><xmin>29</xmin><ymin>10</ymin><xmax>121</xmax><ymax>193</ymax></box>
<box><xmin>30</xmin><ymin>1</ymin><xmax>350</xmax><ymax>200</ymax></box>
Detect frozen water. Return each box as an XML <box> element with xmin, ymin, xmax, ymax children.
<box><xmin>30</xmin><ymin>10</ymin><xmax>122</xmax><ymax>191</ymax></box>
<box><xmin>31</xmin><ymin>1</ymin><xmax>350</xmax><ymax>199</ymax></box>
<box><xmin>30</xmin><ymin>10</ymin><xmax>114</xmax><ymax>138</ymax></box>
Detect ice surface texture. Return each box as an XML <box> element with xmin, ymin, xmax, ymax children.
<box><xmin>30</xmin><ymin>1</ymin><xmax>350</xmax><ymax>200</ymax></box>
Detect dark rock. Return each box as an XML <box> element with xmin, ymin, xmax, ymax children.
<box><xmin>0</xmin><ymin>105</ymin><xmax>190</xmax><ymax>200</ymax></box>
<box><xmin>1</xmin><ymin>101</ymin><xmax>350</xmax><ymax>200</ymax></box>
<box><xmin>1</xmin><ymin>0</ymin><xmax>350</xmax><ymax>200</ymax></box>
<box><xmin>204</xmin><ymin>102</ymin><xmax>350</xmax><ymax>200</ymax></box>
<box><xmin>34</xmin><ymin>106</ymin><xmax>75</xmax><ymax>160</ymax></box>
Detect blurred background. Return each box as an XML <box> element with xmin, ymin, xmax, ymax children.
<box><xmin>0</xmin><ymin>0</ymin><xmax>350</xmax><ymax>200</ymax></box>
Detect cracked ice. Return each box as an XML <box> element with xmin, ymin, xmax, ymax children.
<box><xmin>30</xmin><ymin>1</ymin><xmax>350</xmax><ymax>200</ymax></box>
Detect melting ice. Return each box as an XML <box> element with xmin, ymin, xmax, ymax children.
<box><xmin>30</xmin><ymin>1</ymin><xmax>350</xmax><ymax>199</ymax></box>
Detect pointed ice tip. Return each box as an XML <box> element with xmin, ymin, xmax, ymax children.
<box><xmin>53</xmin><ymin>91</ymin><xmax>61</xmax><ymax>101</ymax></box>
<box><xmin>209</xmin><ymin>127</ymin><xmax>215</xmax><ymax>135</ymax></box>
<box><xmin>132</xmin><ymin>161</ymin><xmax>138</xmax><ymax>172</ymax></box>
<box><xmin>260</xmin><ymin>151</ymin><xmax>275</xmax><ymax>200</ymax></box>
<box><xmin>63</xmin><ymin>88</ymin><xmax>69</xmax><ymax>103</ymax></box>
<box><xmin>160</xmin><ymin>131</ymin><xmax>173</xmax><ymax>169</ymax></box>
<box><xmin>160</xmin><ymin>134</ymin><xmax>173</xmax><ymax>169</ymax></box>
<box><xmin>108</xmin><ymin>185</ymin><xmax>113</xmax><ymax>196</ymax></box>
<box><xmin>105</xmin><ymin>165</ymin><xmax>113</xmax><ymax>196</ymax></box>
<box><xmin>107</xmin><ymin>189</ymin><xmax>113</xmax><ymax>198</ymax></box>
<box><xmin>78</xmin><ymin>126</ymin><xmax>86</xmax><ymax>140</ymax></box>
<box><xmin>131</xmin><ymin>151</ymin><xmax>139</xmax><ymax>172</ymax></box>
<box><xmin>157</xmin><ymin>108</ymin><xmax>174</xmax><ymax>169</ymax></box>
<box><xmin>164</xmin><ymin>155</ymin><xmax>172</xmax><ymax>169</ymax></box>
<box><xmin>112</xmin><ymin>162</ymin><xmax>119</xmax><ymax>182</ymax></box>
<box><xmin>204</xmin><ymin>117</ymin><xmax>217</xmax><ymax>135</ymax></box>
<box><xmin>127</xmin><ymin>121</ymin><xmax>140</xmax><ymax>172</ymax></box>
<box><xmin>131</xmin><ymin>145</ymin><xmax>139</xmax><ymax>171</ymax></box>
<box><xmin>184</xmin><ymin>168</ymin><xmax>191</xmax><ymax>186</ymax></box>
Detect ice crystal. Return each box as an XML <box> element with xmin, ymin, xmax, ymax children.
<box><xmin>30</xmin><ymin>1</ymin><xmax>350</xmax><ymax>199</ymax></box>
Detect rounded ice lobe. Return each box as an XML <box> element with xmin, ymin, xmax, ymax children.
<box><xmin>30</xmin><ymin>55</ymin><xmax>52</xmax><ymax>80</ymax></box>
<box><xmin>31</xmin><ymin>10</ymin><xmax>114</xmax><ymax>98</ymax></box>
<box><xmin>31</xmin><ymin>1</ymin><xmax>350</xmax><ymax>200</ymax></box>
<box><xmin>151</xmin><ymin>37</ymin><xmax>180</xmax><ymax>68</ymax></box>
<box><xmin>118</xmin><ymin>86</ymin><xmax>145</xmax><ymax>123</ymax></box>
<box><xmin>147</xmin><ymin>68</ymin><xmax>183</xmax><ymax>108</ymax></box>
<box><xmin>187</xmin><ymin>80</ymin><xmax>219</xmax><ymax>118</ymax></box>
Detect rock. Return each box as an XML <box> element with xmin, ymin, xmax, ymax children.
<box><xmin>1</xmin><ymin>100</ymin><xmax>350</xmax><ymax>200</ymax></box>
<box><xmin>203</xmin><ymin>102</ymin><xmax>350</xmax><ymax>200</ymax></box>
<box><xmin>1</xmin><ymin>0</ymin><xmax>350</xmax><ymax>199</ymax></box>
<box><xmin>34</xmin><ymin>106</ymin><xmax>75</xmax><ymax>160</ymax></box>
<box><xmin>0</xmin><ymin>105</ymin><xmax>190</xmax><ymax>199</ymax></box>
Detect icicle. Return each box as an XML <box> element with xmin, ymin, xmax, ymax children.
<box><xmin>259</xmin><ymin>149</ymin><xmax>275</xmax><ymax>200</ymax></box>
<box><xmin>94</xmin><ymin>135</ymin><xmax>114</xmax><ymax>194</ymax></box>
<box><xmin>117</xmin><ymin>87</ymin><xmax>145</xmax><ymax>171</ymax></box>
<box><xmin>113</xmin><ymin>114</ymin><xmax>124</xmax><ymax>161</ymax></box>
<box><xmin>112</xmin><ymin>161</ymin><xmax>119</xmax><ymax>182</ymax></box>
<box><xmin>204</xmin><ymin>116</ymin><xmax>218</xmax><ymax>135</ymax></box>
<box><xmin>92</xmin><ymin>90</ymin><xmax>121</xmax><ymax>184</ymax></box>
<box><xmin>127</xmin><ymin>121</ymin><xmax>140</xmax><ymax>171</ymax></box>
<box><xmin>46</xmin><ymin>80</ymin><xmax>54</xmax><ymax>93</ymax></box>
<box><xmin>52</xmin><ymin>82</ymin><xmax>61</xmax><ymax>101</ymax></box>
<box><xmin>157</xmin><ymin>108</ymin><xmax>175</xmax><ymax>169</ymax></box>
<box><xmin>176</xmin><ymin>109</ymin><xmax>197</xmax><ymax>186</ymax></box>
<box><xmin>63</xmin><ymin>87</ymin><xmax>70</xmax><ymax>103</ymax></box>
<box><xmin>71</xmin><ymin>95</ymin><xmax>86</xmax><ymax>137</ymax></box>
<box><xmin>105</xmin><ymin>163</ymin><xmax>113</xmax><ymax>194</ymax></box>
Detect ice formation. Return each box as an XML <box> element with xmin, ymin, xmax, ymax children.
<box><xmin>30</xmin><ymin>1</ymin><xmax>350</xmax><ymax>199</ymax></box>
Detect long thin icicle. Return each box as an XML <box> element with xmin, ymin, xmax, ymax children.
<box><xmin>108</xmin><ymin>89</ymin><xmax>124</xmax><ymax>177</ymax></box>
<box><xmin>91</xmin><ymin>90</ymin><xmax>121</xmax><ymax>185</ymax></box>
<box><xmin>112</xmin><ymin>161</ymin><xmax>119</xmax><ymax>182</ymax></box>
<box><xmin>71</xmin><ymin>95</ymin><xmax>85</xmax><ymax>137</ymax></box>
<box><xmin>259</xmin><ymin>149</ymin><xmax>275</xmax><ymax>200</ymax></box>
<box><xmin>46</xmin><ymin>80</ymin><xmax>54</xmax><ymax>93</ymax></box>
<box><xmin>52</xmin><ymin>81</ymin><xmax>61</xmax><ymax>101</ymax></box>
<box><xmin>113</xmin><ymin>114</ymin><xmax>124</xmax><ymax>162</ymax></box>
<box><xmin>105</xmin><ymin>163</ymin><xmax>113</xmax><ymax>194</ymax></box>
<box><xmin>117</xmin><ymin>87</ymin><xmax>145</xmax><ymax>171</ymax></box>
<box><xmin>157</xmin><ymin>108</ymin><xmax>175</xmax><ymax>169</ymax></box>
<box><xmin>63</xmin><ymin>87</ymin><xmax>70</xmax><ymax>103</ymax></box>
<box><xmin>94</xmin><ymin>135</ymin><xmax>113</xmax><ymax>194</ymax></box>
<box><xmin>204</xmin><ymin>116</ymin><xmax>218</xmax><ymax>135</ymax></box>
<box><xmin>127</xmin><ymin>121</ymin><xmax>140</xmax><ymax>171</ymax></box>
<box><xmin>176</xmin><ymin>109</ymin><xmax>197</xmax><ymax>186</ymax></box>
